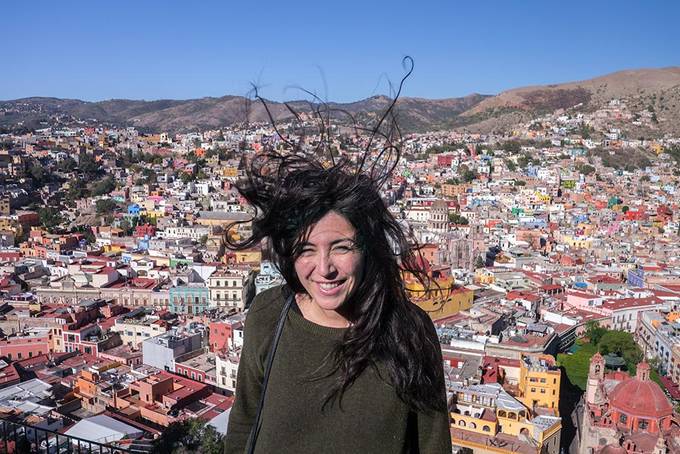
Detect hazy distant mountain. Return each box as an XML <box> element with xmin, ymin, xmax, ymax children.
<box><xmin>2</xmin><ymin>67</ymin><xmax>680</xmax><ymax>135</ymax></box>
<box><xmin>458</xmin><ymin>67</ymin><xmax>680</xmax><ymax>134</ymax></box>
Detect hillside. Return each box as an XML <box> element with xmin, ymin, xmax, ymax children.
<box><xmin>2</xmin><ymin>67</ymin><xmax>680</xmax><ymax>135</ymax></box>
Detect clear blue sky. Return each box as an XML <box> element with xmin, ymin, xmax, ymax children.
<box><xmin>4</xmin><ymin>0</ymin><xmax>679</xmax><ymax>102</ymax></box>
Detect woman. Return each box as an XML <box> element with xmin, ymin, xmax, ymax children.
<box><xmin>223</xmin><ymin>148</ymin><xmax>451</xmax><ymax>453</ymax></box>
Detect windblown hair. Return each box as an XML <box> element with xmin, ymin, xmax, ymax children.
<box><xmin>225</xmin><ymin>58</ymin><xmax>446</xmax><ymax>413</ymax></box>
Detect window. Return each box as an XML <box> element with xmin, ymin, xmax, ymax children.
<box><xmin>17</xmin><ymin>352</ymin><xmax>22</xmax><ymax>359</ymax></box>
<box><xmin>619</xmin><ymin>414</ymin><xmax>627</xmax><ymax>423</ymax></box>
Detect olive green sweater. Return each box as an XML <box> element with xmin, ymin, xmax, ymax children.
<box><xmin>224</xmin><ymin>286</ymin><xmax>451</xmax><ymax>454</ymax></box>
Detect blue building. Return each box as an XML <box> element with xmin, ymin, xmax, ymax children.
<box><xmin>627</xmin><ymin>266</ymin><xmax>645</xmax><ymax>288</ymax></box>
<box><xmin>127</xmin><ymin>204</ymin><xmax>141</xmax><ymax>216</ymax></box>
<box><xmin>169</xmin><ymin>271</ymin><xmax>210</xmax><ymax>315</ymax></box>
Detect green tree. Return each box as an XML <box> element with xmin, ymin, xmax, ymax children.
<box><xmin>459</xmin><ymin>165</ymin><xmax>478</xmax><ymax>183</ymax></box>
<box><xmin>78</xmin><ymin>152</ymin><xmax>101</xmax><ymax>176</ymax></box>
<box><xmin>57</xmin><ymin>157</ymin><xmax>78</xmax><ymax>172</ymax></box>
<box><xmin>38</xmin><ymin>207</ymin><xmax>64</xmax><ymax>231</ymax></box>
<box><xmin>598</xmin><ymin>330</ymin><xmax>643</xmax><ymax>370</ymax></box>
<box><xmin>584</xmin><ymin>320</ymin><xmax>607</xmax><ymax>344</ymax></box>
<box><xmin>502</xmin><ymin>140</ymin><xmax>521</xmax><ymax>153</ymax></box>
<box><xmin>621</xmin><ymin>205</ymin><xmax>630</xmax><ymax>213</ymax></box>
<box><xmin>152</xmin><ymin>418</ymin><xmax>223</xmax><ymax>454</ymax></box>
<box><xmin>577</xmin><ymin>164</ymin><xmax>596</xmax><ymax>176</ymax></box>
<box><xmin>92</xmin><ymin>176</ymin><xmax>116</xmax><ymax>196</ymax></box>
<box><xmin>505</xmin><ymin>160</ymin><xmax>517</xmax><ymax>172</ymax></box>
<box><xmin>96</xmin><ymin>199</ymin><xmax>118</xmax><ymax>215</ymax></box>
<box><xmin>448</xmin><ymin>213</ymin><xmax>469</xmax><ymax>225</ymax></box>
<box><xmin>30</xmin><ymin>164</ymin><xmax>45</xmax><ymax>184</ymax></box>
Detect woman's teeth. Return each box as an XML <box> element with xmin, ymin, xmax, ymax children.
<box><xmin>319</xmin><ymin>282</ymin><xmax>342</xmax><ymax>290</ymax></box>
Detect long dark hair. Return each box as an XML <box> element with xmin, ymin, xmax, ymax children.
<box><xmin>226</xmin><ymin>58</ymin><xmax>446</xmax><ymax>413</ymax></box>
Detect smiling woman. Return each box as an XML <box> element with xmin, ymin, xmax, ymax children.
<box><xmin>294</xmin><ymin>212</ymin><xmax>363</xmax><ymax>328</ymax></box>
<box><xmin>222</xmin><ymin>59</ymin><xmax>450</xmax><ymax>454</ymax></box>
<box><xmin>220</xmin><ymin>150</ymin><xmax>452</xmax><ymax>453</ymax></box>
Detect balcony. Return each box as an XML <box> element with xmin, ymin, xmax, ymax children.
<box><xmin>0</xmin><ymin>416</ymin><xmax>153</xmax><ymax>453</ymax></box>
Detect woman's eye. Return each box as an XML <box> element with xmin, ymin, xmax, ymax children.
<box><xmin>333</xmin><ymin>245</ymin><xmax>353</xmax><ymax>253</ymax></box>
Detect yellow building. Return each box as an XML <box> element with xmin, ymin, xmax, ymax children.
<box><xmin>560</xmin><ymin>234</ymin><xmax>593</xmax><ymax>249</ymax></box>
<box><xmin>406</xmin><ymin>277</ymin><xmax>473</xmax><ymax>321</ymax></box>
<box><xmin>222</xmin><ymin>166</ymin><xmax>239</xmax><ymax>178</ymax></box>
<box><xmin>518</xmin><ymin>354</ymin><xmax>561</xmax><ymax>413</ymax></box>
<box><xmin>450</xmin><ymin>382</ymin><xmax>562</xmax><ymax>453</ymax></box>
<box><xmin>441</xmin><ymin>183</ymin><xmax>470</xmax><ymax>198</ymax></box>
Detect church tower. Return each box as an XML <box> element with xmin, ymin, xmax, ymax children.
<box><xmin>653</xmin><ymin>435</ymin><xmax>667</xmax><ymax>454</ymax></box>
<box><xmin>586</xmin><ymin>352</ymin><xmax>605</xmax><ymax>405</ymax></box>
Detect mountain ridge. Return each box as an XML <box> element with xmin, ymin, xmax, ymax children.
<box><xmin>2</xmin><ymin>66</ymin><xmax>680</xmax><ymax>135</ymax></box>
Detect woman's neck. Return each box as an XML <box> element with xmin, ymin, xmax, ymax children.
<box><xmin>295</xmin><ymin>293</ymin><xmax>352</xmax><ymax>328</ymax></box>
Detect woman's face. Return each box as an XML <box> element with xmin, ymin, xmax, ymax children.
<box><xmin>294</xmin><ymin>211</ymin><xmax>363</xmax><ymax>323</ymax></box>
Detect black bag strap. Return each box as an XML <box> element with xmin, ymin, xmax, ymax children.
<box><xmin>245</xmin><ymin>291</ymin><xmax>295</xmax><ymax>454</ymax></box>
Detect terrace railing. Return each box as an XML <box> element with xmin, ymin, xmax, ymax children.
<box><xmin>0</xmin><ymin>417</ymin><xmax>153</xmax><ymax>453</ymax></box>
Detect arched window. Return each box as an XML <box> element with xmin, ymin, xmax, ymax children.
<box><xmin>619</xmin><ymin>414</ymin><xmax>627</xmax><ymax>424</ymax></box>
<box><xmin>482</xmin><ymin>425</ymin><xmax>491</xmax><ymax>432</ymax></box>
<box><xmin>498</xmin><ymin>410</ymin><xmax>507</xmax><ymax>418</ymax></box>
<box><xmin>638</xmin><ymin>419</ymin><xmax>648</xmax><ymax>430</ymax></box>
<box><xmin>469</xmin><ymin>422</ymin><xmax>476</xmax><ymax>429</ymax></box>
<box><xmin>458</xmin><ymin>420</ymin><xmax>466</xmax><ymax>427</ymax></box>
<box><xmin>508</xmin><ymin>412</ymin><xmax>517</xmax><ymax>420</ymax></box>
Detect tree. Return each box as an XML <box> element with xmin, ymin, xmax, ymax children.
<box><xmin>505</xmin><ymin>160</ymin><xmax>517</xmax><ymax>172</ymax></box>
<box><xmin>57</xmin><ymin>157</ymin><xmax>77</xmax><ymax>172</ymax></box>
<box><xmin>92</xmin><ymin>176</ymin><xmax>116</xmax><ymax>196</ymax></box>
<box><xmin>96</xmin><ymin>199</ymin><xmax>118</xmax><ymax>215</ymax></box>
<box><xmin>502</xmin><ymin>140</ymin><xmax>521</xmax><ymax>153</ymax></box>
<box><xmin>78</xmin><ymin>152</ymin><xmax>101</xmax><ymax>176</ymax></box>
<box><xmin>152</xmin><ymin>418</ymin><xmax>223</xmax><ymax>454</ymax></box>
<box><xmin>577</xmin><ymin>164</ymin><xmax>596</xmax><ymax>176</ymax></box>
<box><xmin>448</xmin><ymin>213</ymin><xmax>469</xmax><ymax>225</ymax></box>
<box><xmin>458</xmin><ymin>165</ymin><xmax>478</xmax><ymax>183</ymax></box>
<box><xmin>598</xmin><ymin>330</ymin><xmax>643</xmax><ymax>370</ymax></box>
<box><xmin>38</xmin><ymin>207</ymin><xmax>64</xmax><ymax>231</ymax></box>
<box><xmin>30</xmin><ymin>163</ymin><xmax>46</xmax><ymax>185</ymax></box>
<box><xmin>474</xmin><ymin>256</ymin><xmax>485</xmax><ymax>269</ymax></box>
<box><xmin>584</xmin><ymin>320</ymin><xmax>606</xmax><ymax>344</ymax></box>
<box><xmin>621</xmin><ymin>205</ymin><xmax>630</xmax><ymax>213</ymax></box>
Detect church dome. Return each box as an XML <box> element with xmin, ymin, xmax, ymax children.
<box><xmin>609</xmin><ymin>375</ymin><xmax>673</xmax><ymax>419</ymax></box>
<box><xmin>599</xmin><ymin>446</ymin><xmax>627</xmax><ymax>454</ymax></box>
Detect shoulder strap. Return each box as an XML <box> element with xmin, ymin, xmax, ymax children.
<box><xmin>245</xmin><ymin>291</ymin><xmax>295</xmax><ymax>454</ymax></box>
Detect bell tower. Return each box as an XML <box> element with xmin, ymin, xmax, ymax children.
<box><xmin>586</xmin><ymin>352</ymin><xmax>605</xmax><ymax>405</ymax></box>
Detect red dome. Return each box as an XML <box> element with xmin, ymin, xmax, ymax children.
<box><xmin>609</xmin><ymin>377</ymin><xmax>673</xmax><ymax>418</ymax></box>
<box><xmin>599</xmin><ymin>446</ymin><xmax>627</xmax><ymax>454</ymax></box>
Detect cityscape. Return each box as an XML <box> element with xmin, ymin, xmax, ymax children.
<box><xmin>1</xmin><ymin>77</ymin><xmax>680</xmax><ymax>453</ymax></box>
<box><xmin>3</xmin><ymin>2</ymin><xmax>680</xmax><ymax>453</ymax></box>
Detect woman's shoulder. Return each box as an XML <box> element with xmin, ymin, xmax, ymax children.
<box><xmin>408</xmin><ymin>302</ymin><xmax>439</xmax><ymax>339</ymax></box>
<box><xmin>244</xmin><ymin>285</ymin><xmax>289</xmax><ymax>333</ymax></box>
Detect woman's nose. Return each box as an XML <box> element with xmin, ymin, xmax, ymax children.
<box><xmin>316</xmin><ymin>252</ymin><xmax>336</xmax><ymax>276</ymax></box>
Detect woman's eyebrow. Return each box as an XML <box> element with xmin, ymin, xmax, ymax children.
<box><xmin>330</xmin><ymin>238</ymin><xmax>357</xmax><ymax>246</ymax></box>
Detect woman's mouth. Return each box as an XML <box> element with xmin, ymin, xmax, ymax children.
<box><xmin>316</xmin><ymin>280</ymin><xmax>345</xmax><ymax>295</ymax></box>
